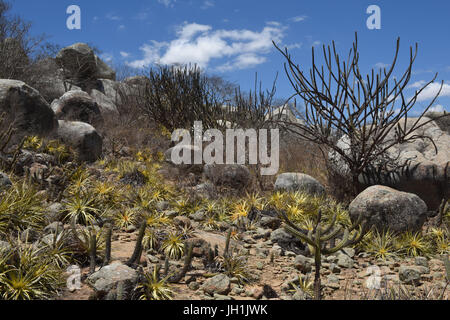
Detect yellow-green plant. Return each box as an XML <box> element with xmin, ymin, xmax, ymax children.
<box><xmin>114</xmin><ymin>208</ymin><xmax>138</xmax><ymax>230</ymax></box>
<box><xmin>288</xmin><ymin>274</ymin><xmax>314</xmax><ymax>300</ymax></box>
<box><xmin>397</xmin><ymin>232</ymin><xmax>432</xmax><ymax>257</ymax></box>
<box><xmin>0</xmin><ymin>241</ymin><xmax>64</xmax><ymax>300</ymax></box>
<box><xmin>63</xmin><ymin>194</ymin><xmax>101</xmax><ymax>226</ymax></box>
<box><xmin>362</xmin><ymin>229</ymin><xmax>398</xmax><ymax>260</ymax></box>
<box><xmin>161</xmin><ymin>232</ymin><xmax>185</xmax><ymax>260</ymax></box>
<box><xmin>137</xmin><ymin>266</ymin><xmax>173</xmax><ymax>300</ymax></box>
<box><xmin>143</xmin><ymin>228</ymin><xmax>159</xmax><ymax>251</ymax></box>
<box><xmin>0</xmin><ymin>181</ymin><xmax>45</xmax><ymax>234</ymax></box>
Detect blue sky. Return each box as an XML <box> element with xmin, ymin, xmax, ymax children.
<box><xmin>10</xmin><ymin>0</ymin><xmax>450</xmax><ymax>113</ymax></box>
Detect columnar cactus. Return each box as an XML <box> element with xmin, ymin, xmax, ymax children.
<box><xmin>279</xmin><ymin>209</ymin><xmax>366</xmax><ymax>300</ymax></box>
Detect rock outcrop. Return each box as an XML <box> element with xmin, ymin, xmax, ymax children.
<box><xmin>0</xmin><ymin>79</ymin><xmax>57</xmax><ymax>138</ymax></box>
<box><xmin>349</xmin><ymin>185</ymin><xmax>429</xmax><ymax>233</ymax></box>
<box><xmin>54</xmin><ymin>120</ymin><xmax>103</xmax><ymax>162</ymax></box>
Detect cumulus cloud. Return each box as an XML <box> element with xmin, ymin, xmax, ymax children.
<box><xmin>120</xmin><ymin>51</ymin><xmax>130</xmax><ymax>58</ymax></box>
<box><xmin>412</xmin><ymin>82</ymin><xmax>450</xmax><ymax>102</ymax></box>
<box><xmin>126</xmin><ymin>22</ymin><xmax>287</xmax><ymax>71</ymax></box>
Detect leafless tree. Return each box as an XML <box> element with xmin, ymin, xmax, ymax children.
<box><xmin>273</xmin><ymin>33</ymin><xmax>449</xmax><ymax>195</ymax></box>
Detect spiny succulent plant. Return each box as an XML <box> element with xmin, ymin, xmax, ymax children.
<box><xmin>63</xmin><ymin>194</ymin><xmax>102</xmax><ymax>226</ymax></box>
<box><xmin>114</xmin><ymin>208</ymin><xmax>138</xmax><ymax>230</ymax></box>
<box><xmin>397</xmin><ymin>232</ymin><xmax>432</xmax><ymax>257</ymax></box>
<box><xmin>361</xmin><ymin>229</ymin><xmax>399</xmax><ymax>260</ymax></box>
<box><xmin>0</xmin><ymin>181</ymin><xmax>46</xmax><ymax>234</ymax></box>
<box><xmin>136</xmin><ymin>266</ymin><xmax>173</xmax><ymax>300</ymax></box>
<box><xmin>161</xmin><ymin>232</ymin><xmax>185</xmax><ymax>260</ymax></box>
<box><xmin>0</xmin><ymin>240</ymin><xmax>64</xmax><ymax>300</ymax></box>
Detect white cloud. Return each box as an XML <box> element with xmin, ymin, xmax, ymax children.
<box><xmin>413</xmin><ymin>82</ymin><xmax>450</xmax><ymax>102</ymax></box>
<box><xmin>216</xmin><ymin>53</ymin><xmax>267</xmax><ymax>72</ymax></box>
<box><xmin>126</xmin><ymin>22</ymin><xmax>287</xmax><ymax>71</ymax></box>
<box><xmin>201</xmin><ymin>0</ymin><xmax>214</xmax><ymax>9</ymax></box>
<box><xmin>285</xmin><ymin>43</ymin><xmax>302</xmax><ymax>50</ymax></box>
<box><xmin>158</xmin><ymin>0</ymin><xmax>176</xmax><ymax>8</ymax></box>
<box><xmin>408</xmin><ymin>80</ymin><xmax>426</xmax><ymax>89</ymax></box>
<box><xmin>118</xmin><ymin>25</ymin><xmax>126</xmax><ymax>30</ymax></box>
<box><xmin>312</xmin><ymin>41</ymin><xmax>321</xmax><ymax>47</ymax></box>
<box><xmin>100</xmin><ymin>53</ymin><xmax>114</xmax><ymax>63</ymax></box>
<box><xmin>428</xmin><ymin>104</ymin><xmax>446</xmax><ymax>112</ymax></box>
<box><xmin>374</xmin><ymin>62</ymin><xmax>389</xmax><ymax>69</ymax></box>
<box><xmin>290</xmin><ymin>15</ymin><xmax>308</xmax><ymax>23</ymax></box>
<box><xmin>120</xmin><ymin>51</ymin><xmax>130</xmax><ymax>58</ymax></box>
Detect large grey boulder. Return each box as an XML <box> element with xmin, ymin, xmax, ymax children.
<box><xmin>89</xmin><ymin>89</ymin><xmax>119</xmax><ymax>115</ymax></box>
<box><xmin>87</xmin><ymin>262</ymin><xmax>138</xmax><ymax>299</ymax></box>
<box><xmin>54</xmin><ymin>120</ymin><xmax>102</xmax><ymax>162</ymax></box>
<box><xmin>274</xmin><ymin>173</ymin><xmax>325</xmax><ymax>196</ymax></box>
<box><xmin>28</xmin><ymin>58</ymin><xmax>82</xmax><ymax>102</ymax></box>
<box><xmin>56</xmin><ymin>43</ymin><xmax>97</xmax><ymax>82</ymax></box>
<box><xmin>349</xmin><ymin>185</ymin><xmax>428</xmax><ymax>233</ymax></box>
<box><xmin>329</xmin><ymin>116</ymin><xmax>450</xmax><ymax>210</ymax></box>
<box><xmin>204</xmin><ymin>164</ymin><xmax>251</xmax><ymax>189</ymax></box>
<box><xmin>94</xmin><ymin>55</ymin><xmax>116</xmax><ymax>81</ymax></box>
<box><xmin>425</xmin><ymin>111</ymin><xmax>449</xmax><ymax>134</ymax></box>
<box><xmin>56</xmin><ymin>43</ymin><xmax>116</xmax><ymax>83</ymax></box>
<box><xmin>51</xmin><ymin>90</ymin><xmax>103</xmax><ymax>126</ymax></box>
<box><xmin>0</xmin><ymin>79</ymin><xmax>57</xmax><ymax>138</ymax></box>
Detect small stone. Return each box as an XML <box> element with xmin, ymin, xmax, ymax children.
<box><xmin>258</xmin><ymin>216</ymin><xmax>282</xmax><ymax>230</ymax></box>
<box><xmin>337</xmin><ymin>253</ymin><xmax>354</xmax><ymax>269</ymax></box>
<box><xmin>146</xmin><ymin>255</ymin><xmax>159</xmax><ymax>264</ymax></box>
<box><xmin>329</xmin><ymin>263</ymin><xmax>341</xmax><ymax>274</ymax></box>
<box><xmin>189</xmin><ymin>210</ymin><xmax>206</xmax><ymax>222</ymax></box>
<box><xmin>340</xmin><ymin>248</ymin><xmax>356</xmax><ymax>258</ymax></box>
<box><xmin>173</xmin><ymin>216</ymin><xmax>191</xmax><ymax>228</ymax></box>
<box><xmin>214</xmin><ymin>293</ymin><xmax>233</xmax><ymax>300</ymax></box>
<box><xmin>285</xmin><ymin>251</ymin><xmax>296</xmax><ymax>257</ymax></box>
<box><xmin>414</xmin><ymin>257</ymin><xmax>429</xmax><ymax>268</ymax></box>
<box><xmin>256</xmin><ymin>262</ymin><xmax>264</xmax><ymax>270</ymax></box>
<box><xmin>188</xmin><ymin>282</ymin><xmax>200</xmax><ymax>291</ymax></box>
<box><xmin>201</xmin><ymin>274</ymin><xmax>231</xmax><ymax>295</ymax></box>
<box><xmin>126</xmin><ymin>225</ymin><xmax>137</xmax><ymax>233</ymax></box>
<box><xmin>251</xmin><ymin>287</ymin><xmax>264</xmax><ymax>299</ymax></box>
<box><xmin>294</xmin><ymin>255</ymin><xmax>313</xmax><ymax>273</ymax></box>
<box><xmin>399</xmin><ymin>266</ymin><xmax>423</xmax><ymax>285</ymax></box>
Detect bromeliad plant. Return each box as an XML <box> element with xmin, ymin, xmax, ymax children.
<box><xmin>279</xmin><ymin>209</ymin><xmax>366</xmax><ymax>300</ymax></box>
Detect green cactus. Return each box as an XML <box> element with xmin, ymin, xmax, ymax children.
<box><xmin>89</xmin><ymin>229</ymin><xmax>97</xmax><ymax>275</ymax></box>
<box><xmin>163</xmin><ymin>256</ymin><xmax>170</xmax><ymax>278</ymax></box>
<box><xmin>279</xmin><ymin>209</ymin><xmax>366</xmax><ymax>300</ymax></box>
<box><xmin>224</xmin><ymin>228</ymin><xmax>232</xmax><ymax>257</ymax></box>
<box><xmin>103</xmin><ymin>225</ymin><xmax>112</xmax><ymax>267</ymax></box>
<box><xmin>127</xmin><ymin>221</ymin><xmax>147</xmax><ymax>268</ymax></box>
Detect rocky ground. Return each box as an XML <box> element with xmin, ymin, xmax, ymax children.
<box><xmin>57</xmin><ymin>226</ymin><xmax>449</xmax><ymax>301</ymax></box>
